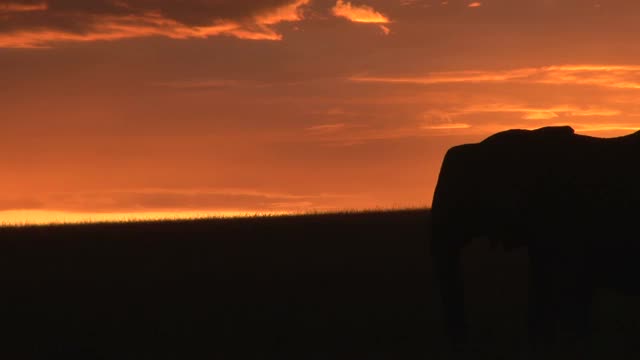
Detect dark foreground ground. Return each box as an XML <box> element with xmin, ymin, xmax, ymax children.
<box><xmin>0</xmin><ymin>210</ymin><xmax>639</xmax><ymax>359</ymax></box>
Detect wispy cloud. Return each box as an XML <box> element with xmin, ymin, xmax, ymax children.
<box><xmin>0</xmin><ymin>1</ymin><xmax>47</xmax><ymax>12</ymax></box>
<box><xmin>399</xmin><ymin>0</ymin><xmax>421</xmax><ymax>6</ymax></box>
<box><xmin>351</xmin><ymin>68</ymin><xmax>540</xmax><ymax>85</ymax></box>
<box><xmin>456</xmin><ymin>104</ymin><xmax>621</xmax><ymax>120</ymax></box>
<box><xmin>470</xmin><ymin>123</ymin><xmax>639</xmax><ymax>136</ymax></box>
<box><xmin>0</xmin><ymin>0</ymin><xmax>311</xmax><ymax>48</ymax></box>
<box><xmin>352</xmin><ymin>98</ymin><xmax>632</xmax><ymax>147</ymax></box>
<box><xmin>332</xmin><ymin>0</ymin><xmax>391</xmax><ymax>34</ymax></box>
<box><xmin>571</xmin><ymin>123</ymin><xmax>640</xmax><ymax>133</ymax></box>
<box><xmin>152</xmin><ymin>79</ymin><xmax>247</xmax><ymax>89</ymax></box>
<box><xmin>306</xmin><ymin>123</ymin><xmax>348</xmax><ymax>132</ymax></box>
<box><xmin>0</xmin><ymin>187</ymin><xmax>361</xmax><ymax>214</ymax></box>
<box><xmin>422</xmin><ymin>123</ymin><xmax>471</xmax><ymax>130</ymax></box>
<box><xmin>536</xmin><ymin>65</ymin><xmax>640</xmax><ymax>89</ymax></box>
<box><xmin>350</xmin><ymin>64</ymin><xmax>640</xmax><ymax>90</ymax></box>
<box><xmin>301</xmin><ymin>99</ymin><xmax>628</xmax><ymax>146</ymax></box>
<box><xmin>332</xmin><ymin>0</ymin><xmax>390</xmax><ymax>23</ymax></box>
<box><xmin>417</xmin><ymin>103</ymin><xmax>624</xmax><ymax>136</ymax></box>
<box><xmin>468</xmin><ymin>2</ymin><xmax>482</xmax><ymax>8</ymax></box>
<box><xmin>419</xmin><ymin>120</ymin><xmax>640</xmax><ymax>138</ymax></box>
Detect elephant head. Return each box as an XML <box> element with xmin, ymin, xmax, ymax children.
<box><xmin>430</xmin><ymin>126</ymin><xmax>577</xmax><ymax>348</ymax></box>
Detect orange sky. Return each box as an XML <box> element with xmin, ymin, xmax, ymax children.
<box><xmin>2</xmin><ymin>0</ymin><xmax>640</xmax><ymax>224</ymax></box>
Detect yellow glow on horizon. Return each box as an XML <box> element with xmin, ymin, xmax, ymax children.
<box><xmin>0</xmin><ymin>210</ymin><xmax>294</xmax><ymax>227</ymax></box>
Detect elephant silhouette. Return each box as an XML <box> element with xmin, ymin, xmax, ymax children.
<box><xmin>431</xmin><ymin>125</ymin><xmax>640</xmax><ymax>350</ymax></box>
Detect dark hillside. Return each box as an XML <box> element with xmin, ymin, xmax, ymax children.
<box><xmin>1</xmin><ymin>210</ymin><xmax>635</xmax><ymax>358</ymax></box>
<box><xmin>0</xmin><ymin>210</ymin><xmax>442</xmax><ymax>359</ymax></box>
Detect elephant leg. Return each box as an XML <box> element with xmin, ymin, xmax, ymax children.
<box><xmin>566</xmin><ymin>250</ymin><xmax>593</xmax><ymax>348</ymax></box>
<box><xmin>571</xmin><ymin>280</ymin><xmax>593</xmax><ymax>354</ymax></box>
<box><xmin>546</xmin><ymin>239</ymin><xmax>593</xmax><ymax>345</ymax></box>
<box><xmin>433</xmin><ymin>242</ymin><xmax>467</xmax><ymax>349</ymax></box>
<box><xmin>528</xmin><ymin>244</ymin><xmax>555</xmax><ymax>351</ymax></box>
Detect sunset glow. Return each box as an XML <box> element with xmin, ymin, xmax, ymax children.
<box><xmin>0</xmin><ymin>210</ymin><xmax>293</xmax><ymax>226</ymax></box>
<box><xmin>2</xmin><ymin>0</ymin><xmax>640</xmax><ymax>224</ymax></box>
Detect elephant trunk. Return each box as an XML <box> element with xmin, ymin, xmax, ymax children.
<box><xmin>432</xmin><ymin>226</ymin><xmax>468</xmax><ymax>348</ymax></box>
<box><xmin>431</xmin><ymin>146</ymin><xmax>471</xmax><ymax>348</ymax></box>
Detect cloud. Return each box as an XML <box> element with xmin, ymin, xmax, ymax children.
<box><xmin>0</xmin><ymin>0</ymin><xmax>311</xmax><ymax>47</ymax></box>
<box><xmin>343</xmin><ymin>64</ymin><xmax>640</xmax><ymax>141</ymax></box>
<box><xmin>350</xmin><ymin>68</ymin><xmax>541</xmax><ymax>85</ymax></box>
<box><xmin>0</xmin><ymin>1</ymin><xmax>47</xmax><ymax>12</ymax></box>
<box><xmin>536</xmin><ymin>65</ymin><xmax>640</xmax><ymax>89</ymax></box>
<box><xmin>421</xmin><ymin>102</ymin><xmax>640</xmax><ymax>137</ymax></box>
<box><xmin>303</xmin><ymin>122</ymin><xmax>442</xmax><ymax>146</ymax></box>
<box><xmin>0</xmin><ymin>187</ymin><xmax>360</xmax><ymax>214</ymax></box>
<box><xmin>299</xmin><ymin>96</ymin><xmax>627</xmax><ymax>146</ymax></box>
<box><xmin>421</xmin><ymin>123</ymin><xmax>471</xmax><ymax>130</ymax></box>
<box><xmin>305</xmin><ymin>123</ymin><xmax>374</xmax><ymax>145</ymax></box>
<box><xmin>349</xmin><ymin>64</ymin><xmax>640</xmax><ymax>90</ymax></box>
<box><xmin>422</xmin><ymin>101</ymin><xmax>619</xmax><ymax>123</ymax></box>
<box><xmin>332</xmin><ymin>0</ymin><xmax>390</xmax><ymax>23</ymax></box>
<box><xmin>468</xmin><ymin>2</ymin><xmax>482</xmax><ymax>8</ymax></box>
<box><xmin>521</xmin><ymin>112</ymin><xmax>558</xmax><ymax>120</ymax></box>
<box><xmin>450</xmin><ymin>122</ymin><xmax>640</xmax><ymax>137</ymax></box>
<box><xmin>418</xmin><ymin>118</ymin><xmax>640</xmax><ymax>139</ymax></box>
<box><xmin>331</xmin><ymin>0</ymin><xmax>391</xmax><ymax>34</ymax></box>
<box><xmin>570</xmin><ymin>123</ymin><xmax>640</xmax><ymax>133</ymax></box>
<box><xmin>306</xmin><ymin>123</ymin><xmax>347</xmax><ymax>132</ymax></box>
<box><xmin>0</xmin><ymin>0</ymin><xmax>403</xmax><ymax>47</ymax></box>
<box><xmin>413</xmin><ymin>99</ymin><xmax>630</xmax><ymax>140</ymax></box>
<box><xmin>457</xmin><ymin>104</ymin><xmax>621</xmax><ymax>120</ymax></box>
<box><xmin>152</xmin><ymin>79</ymin><xmax>247</xmax><ymax>90</ymax></box>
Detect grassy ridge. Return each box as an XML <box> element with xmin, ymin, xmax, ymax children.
<box><xmin>1</xmin><ymin>209</ymin><xmax>637</xmax><ymax>358</ymax></box>
<box><xmin>0</xmin><ymin>209</ymin><xmax>444</xmax><ymax>358</ymax></box>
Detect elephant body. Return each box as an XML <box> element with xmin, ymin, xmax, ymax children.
<box><xmin>431</xmin><ymin>125</ymin><xmax>640</xmax><ymax>349</ymax></box>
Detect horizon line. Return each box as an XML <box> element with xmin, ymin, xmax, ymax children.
<box><xmin>0</xmin><ymin>207</ymin><xmax>431</xmax><ymax>228</ymax></box>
